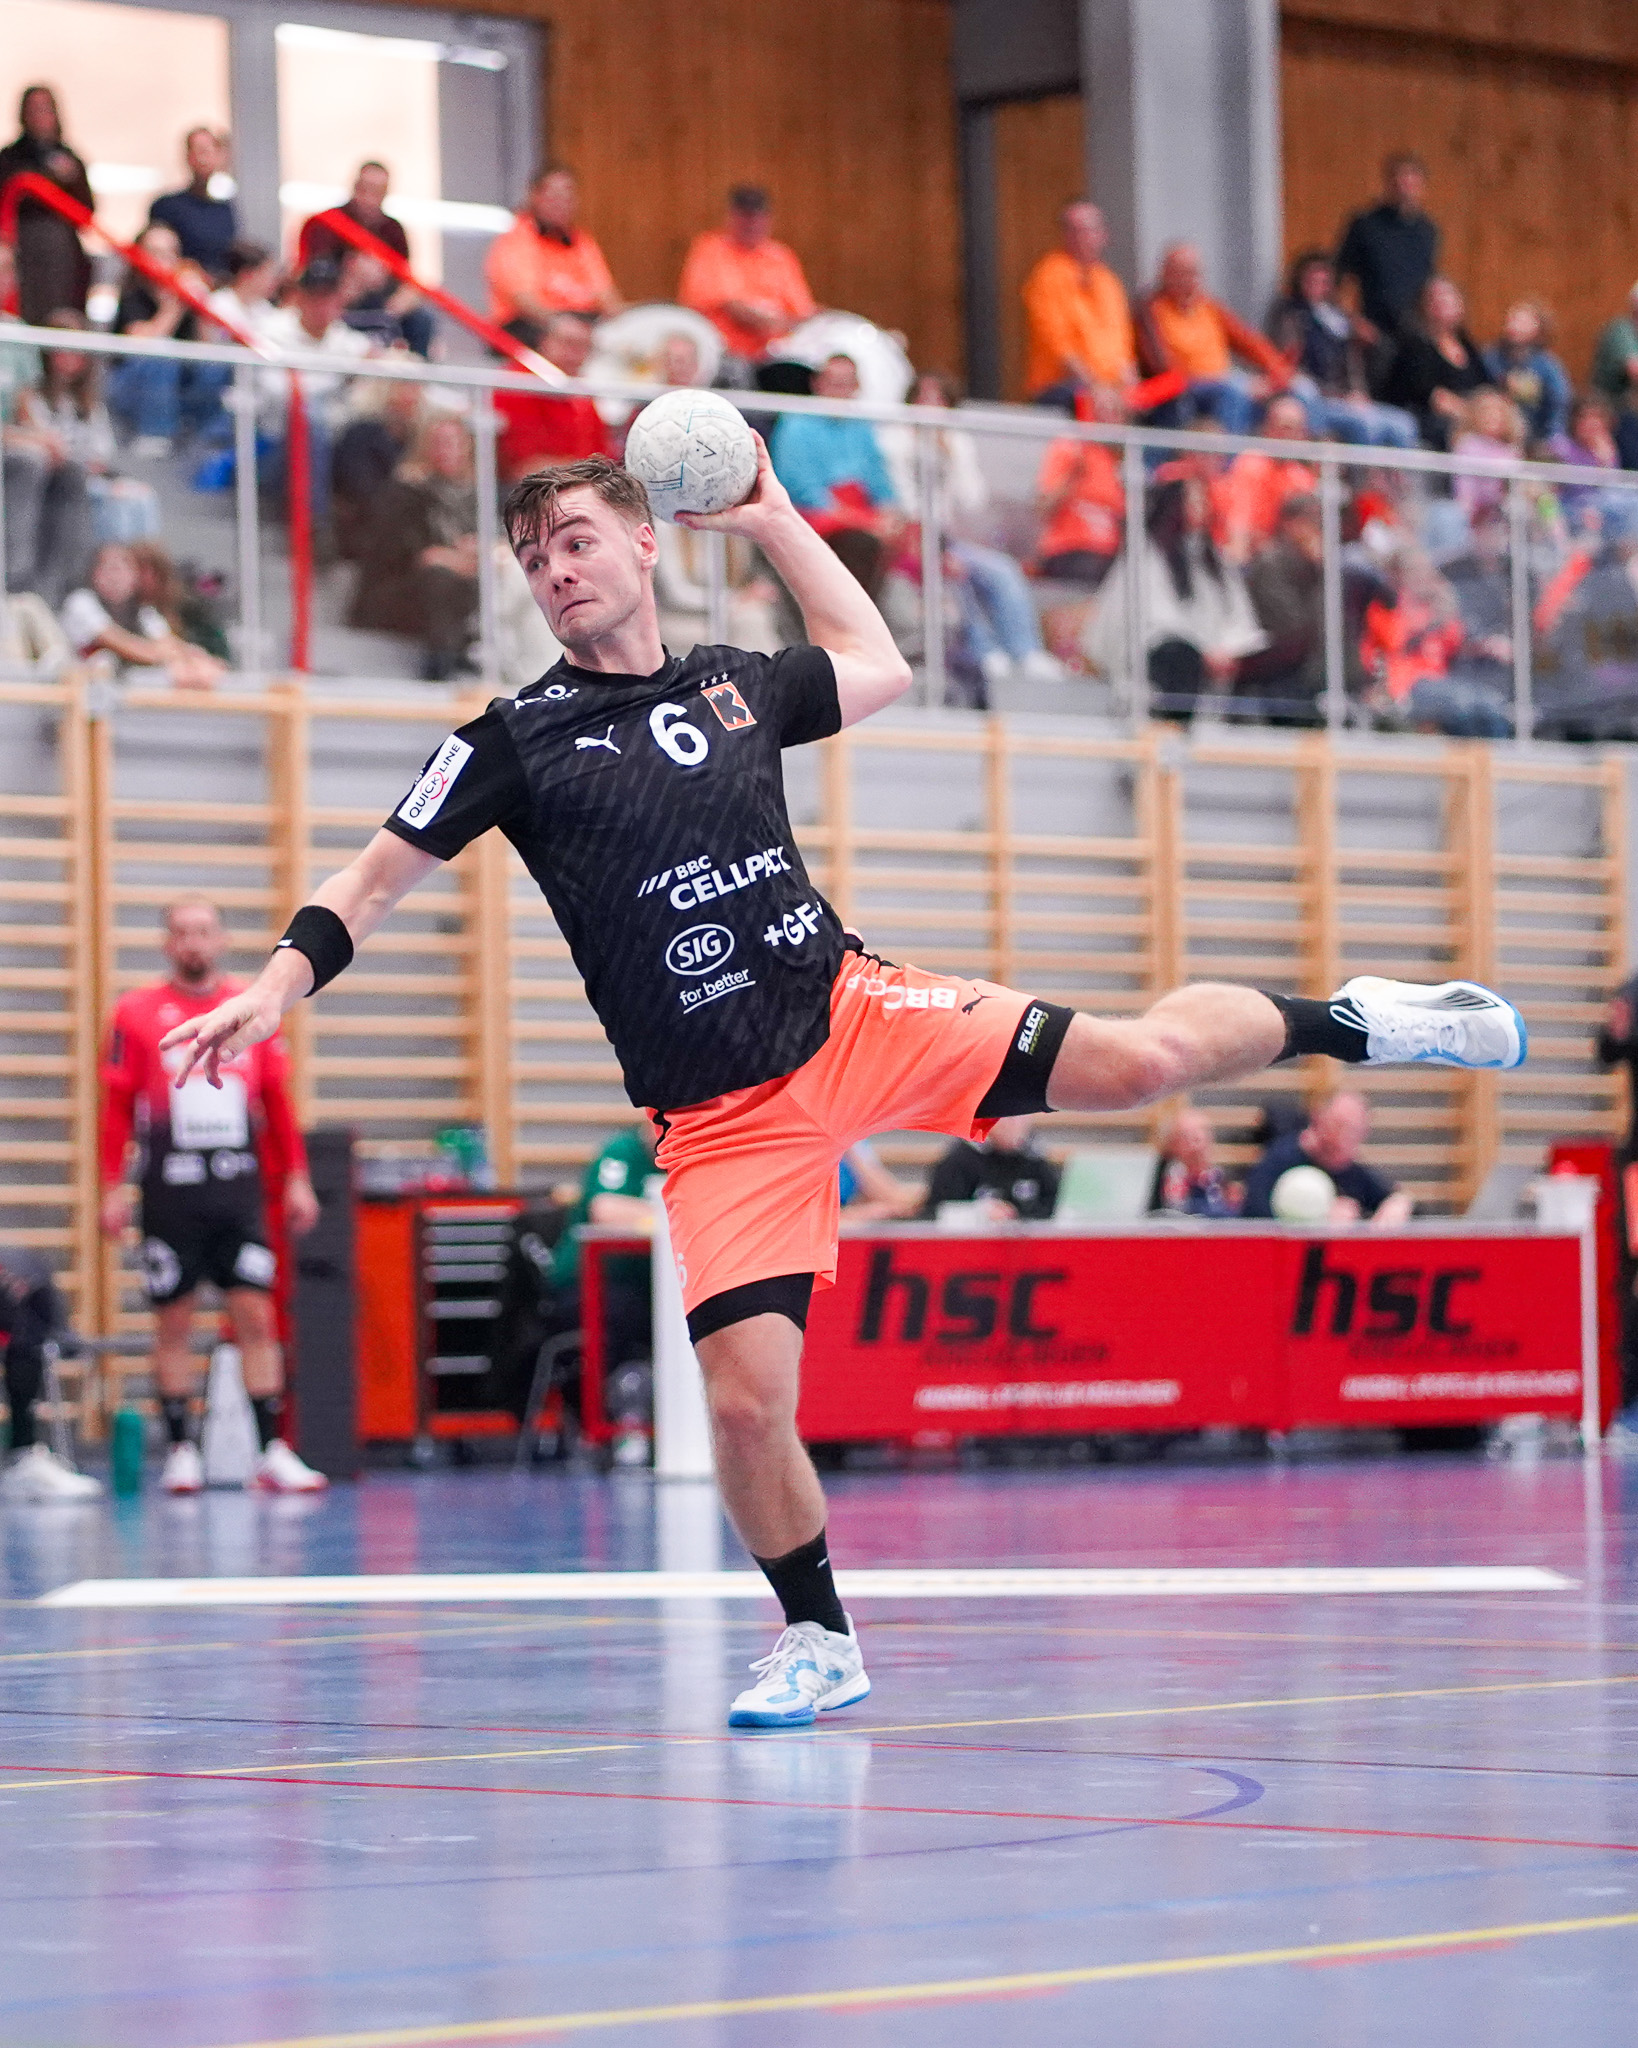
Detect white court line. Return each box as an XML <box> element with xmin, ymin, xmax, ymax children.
<box><xmin>36</xmin><ymin>1566</ymin><xmax>1575</xmax><ymax>1609</ymax></box>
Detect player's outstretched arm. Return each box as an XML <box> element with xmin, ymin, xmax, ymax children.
<box><xmin>159</xmin><ymin>831</ymin><xmax>441</xmax><ymax>1087</ymax></box>
<box><xmin>677</xmin><ymin>432</ymin><xmax>911</xmax><ymax>727</ymax></box>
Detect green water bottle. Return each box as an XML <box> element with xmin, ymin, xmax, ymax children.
<box><xmin>111</xmin><ymin>1409</ymin><xmax>145</xmax><ymax>1497</ymax></box>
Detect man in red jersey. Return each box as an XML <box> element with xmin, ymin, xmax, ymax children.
<box><xmin>100</xmin><ymin>900</ymin><xmax>325</xmax><ymax>1493</ymax></box>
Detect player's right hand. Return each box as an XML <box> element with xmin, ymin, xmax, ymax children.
<box><xmin>159</xmin><ymin>988</ymin><xmax>282</xmax><ymax>1088</ymax></box>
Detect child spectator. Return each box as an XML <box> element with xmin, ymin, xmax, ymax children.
<box><xmin>1546</xmin><ymin>395</ymin><xmax>1626</xmax><ymax>535</ymax></box>
<box><xmin>0</xmin><ymin>87</ymin><xmax>93</xmax><ymax>324</ymax></box>
<box><xmin>147</xmin><ymin>128</ymin><xmax>238</xmax><ymax>283</ymax></box>
<box><xmin>347</xmin><ymin>414</ymin><xmax>480</xmax><ymax>681</ymax></box>
<box><xmin>1381</xmin><ymin>277</ymin><xmax>1495</xmax><ymax>451</ymax></box>
<box><xmin>1483</xmin><ymin>300</ymin><xmax>1571</xmax><ymax>447</ymax></box>
<box><xmin>131</xmin><ymin>540</ymin><xmax>230</xmax><ymax>662</ymax></box>
<box><xmin>60</xmin><ymin>541</ymin><xmax>222</xmax><ymax>687</ymax></box>
<box><xmin>1450</xmin><ymin>388</ymin><xmax>1525</xmax><ymax>524</ymax></box>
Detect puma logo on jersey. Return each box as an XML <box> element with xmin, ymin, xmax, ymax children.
<box><xmin>575</xmin><ymin>725</ymin><xmax>620</xmax><ymax>755</ymax></box>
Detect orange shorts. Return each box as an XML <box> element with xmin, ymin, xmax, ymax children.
<box><xmin>654</xmin><ymin>955</ymin><xmax>1038</xmax><ymax>1317</ymax></box>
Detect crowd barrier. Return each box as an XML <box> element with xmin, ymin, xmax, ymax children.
<box><xmin>0</xmin><ymin>675</ymin><xmax>1623</xmax><ymax>1346</ymax></box>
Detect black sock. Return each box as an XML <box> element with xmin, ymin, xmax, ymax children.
<box><xmin>161</xmin><ymin>1396</ymin><xmax>192</xmax><ymax>1446</ymax></box>
<box><xmin>753</xmin><ymin>1528</ymin><xmax>847</xmax><ymax>1635</ymax></box>
<box><xmin>1262</xmin><ymin>991</ymin><xmax>1369</xmax><ymax>1065</ymax></box>
<box><xmin>251</xmin><ymin>1395</ymin><xmax>282</xmax><ymax>1451</ymax></box>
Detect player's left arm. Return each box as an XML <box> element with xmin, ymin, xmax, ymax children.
<box><xmin>678</xmin><ymin>432</ymin><xmax>912</xmax><ymax>728</ymax></box>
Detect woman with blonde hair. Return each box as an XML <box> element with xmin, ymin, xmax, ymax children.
<box><xmin>1483</xmin><ymin>299</ymin><xmax>1571</xmax><ymax>445</ymax></box>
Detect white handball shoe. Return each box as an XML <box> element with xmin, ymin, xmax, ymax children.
<box><xmin>1331</xmin><ymin>977</ymin><xmax>1526</xmax><ymax>1071</ymax></box>
<box><xmin>254</xmin><ymin>1439</ymin><xmax>328</xmax><ymax>1493</ymax></box>
<box><xmin>728</xmin><ymin>1616</ymin><xmax>871</xmax><ymax>1729</ymax></box>
<box><xmin>160</xmin><ymin>1440</ymin><xmax>204</xmax><ymax>1494</ymax></box>
<box><xmin>0</xmin><ymin>1444</ymin><xmax>102</xmax><ymax>1502</ymax></box>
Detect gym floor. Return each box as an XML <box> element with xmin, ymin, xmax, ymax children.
<box><xmin>1</xmin><ymin>1452</ymin><xmax>1635</xmax><ymax>2046</ymax></box>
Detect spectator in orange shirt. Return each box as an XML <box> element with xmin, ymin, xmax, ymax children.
<box><xmin>493</xmin><ymin>312</ymin><xmax>614</xmax><ymax>483</ymax></box>
<box><xmin>1361</xmin><ymin>545</ymin><xmax>1509</xmax><ymax>736</ymax></box>
<box><xmin>1020</xmin><ymin>200</ymin><xmax>1136</xmax><ymax>412</ymax></box>
<box><xmin>1034</xmin><ymin>397</ymin><xmax>1126</xmax><ymax>588</ymax></box>
<box><xmin>678</xmin><ymin>186</ymin><xmax>818</xmax><ymax>381</ymax></box>
<box><xmin>1135</xmin><ymin>242</ymin><xmax>1289</xmax><ymax>436</ymax></box>
<box><xmin>484</xmin><ymin>164</ymin><xmax>623</xmax><ymax>347</ymax></box>
<box><xmin>1211</xmin><ymin>393</ymin><xmax>1317</xmax><ymax>563</ymax></box>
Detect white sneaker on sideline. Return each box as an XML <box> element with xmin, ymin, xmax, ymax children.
<box><xmin>979</xmin><ymin>649</ymin><xmax>1014</xmax><ymax>689</ymax></box>
<box><xmin>254</xmin><ymin>1439</ymin><xmax>328</xmax><ymax>1493</ymax></box>
<box><xmin>1331</xmin><ymin>977</ymin><xmax>1526</xmax><ymax>1071</ymax></box>
<box><xmin>160</xmin><ymin>1441</ymin><xmax>204</xmax><ymax>1494</ymax></box>
<box><xmin>1018</xmin><ymin>648</ymin><xmax>1068</xmax><ymax>684</ymax></box>
<box><xmin>728</xmin><ymin>1615</ymin><xmax>870</xmax><ymax>1729</ymax></box>
<box><xmin>0</xmin><ymin>1444</ymin><xmax>102</xmax><ymax>1502</ymax></box>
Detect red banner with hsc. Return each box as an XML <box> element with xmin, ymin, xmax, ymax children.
<box><xmin>797</xmin><ymin>1231</ymin><xmax>1584</xmax><ymax>1443</ymax></box>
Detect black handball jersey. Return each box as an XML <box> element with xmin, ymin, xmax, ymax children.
<box><xmin>381</xmin><ymin>643</ymin><xmax>846</xmax><ymax>1111</ymax></box>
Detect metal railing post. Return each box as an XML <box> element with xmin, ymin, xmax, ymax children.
<box><xmin>1508</xmin><ymin>475</ymin><xmax>1534</xmax><ymax>742</ymax></box>
<box><xmin>1321</xmin><ymin>458</ymin><xmax>1346</xmax><ymax>732</ymax></box>
<box><xmin>917</xmin><ymin>423</ymin><xmax>946</xmax><ymax>707</ymax></box>
<box><xmin>473</xmin><ymin>392</ymin><xmax>501</xmax><ymax>688</ymax></box>
<box><xmin>232</xmin><ymin>363</ymin><xmax>263</xmax><ymax>680</ymax></box>
<box><xmin>1121</xmin><ymin>438</ymin><xmax>1147</xmax><ymax>727</ymax></box>
<box><xmin>704</xmin><ymin>531</ymin><xmax>729</xmax><ymax>645</ymax></box>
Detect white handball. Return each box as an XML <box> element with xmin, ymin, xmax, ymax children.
<box><xmin>1270</xmin><ymin>1164</ymin><xmax>1337</xmax><ymax>1223</ymax></box>
<box><xmin>624</xmin><ymin>389</ymin><xmax>758</xmax><ymax>522</ymax></box>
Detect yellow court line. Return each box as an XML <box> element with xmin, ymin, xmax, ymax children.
<box><xmin>201</xmin><ymin>1910</ymin><xmax>1638</xmax><ymax>2047</ymax></box>
<box><xmin>0</xmin><ymin>1773</ymin><xmax>143</xmax><ymax>1793</ymax></box>
<box><xmin>861</xmin><ymin>1669</ymin><xmax>1638</xmax><ymax>1735</ymax></box>
<box><xmin>0</xmin><ymin>1615</ymin><xmax>622</xmax><ymax>1666</ymax></box>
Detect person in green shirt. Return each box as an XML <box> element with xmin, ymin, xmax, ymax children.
<box><xmin>549</xmin><ymin>1121</ymin><xmax>658</xmax><ymax>1289</ymax></box>
<box><xmin>1590</xmin><ymin>283</ymin><xmax>1638</xmax><ymax>468</ymax></box>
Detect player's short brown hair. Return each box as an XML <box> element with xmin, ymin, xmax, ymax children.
<box><xmin>503</xmin><ymin>457</ymin><xmax>653</xmax><ymax>549</ymax></box>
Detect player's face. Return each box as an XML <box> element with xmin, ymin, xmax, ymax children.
<box><xmin>514</xmin><ymin>491</ymin><xmax>658</xmax><ymax>651</ymax></box>
<box><xmin>164</xmin><ymin>907</ymin><xmax>226</xmax><ymax>987</ymax></box>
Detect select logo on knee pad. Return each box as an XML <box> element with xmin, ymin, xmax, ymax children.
<box><xmin>233</xmin><ymin>1242</ymin><xmax>277</xmax><ymax>1288</ymax></box>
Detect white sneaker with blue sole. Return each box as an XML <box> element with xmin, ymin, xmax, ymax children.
<box><xmin>1331</xmin><ymin>977</ymin><xmax>1527</xmax><ymax>1070</ymax></box>
<box><xmin>728</xmin><ymin>1616</ymin><xmax>870</xmax><ymax>1728</ymax></box>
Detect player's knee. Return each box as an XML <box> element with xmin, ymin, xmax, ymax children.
<box><xmin>703</xmin><ymin>1361</ymin><xmax>794</xmax><ymax>1452</ymax></box>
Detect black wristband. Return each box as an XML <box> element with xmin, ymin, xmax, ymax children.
<box><xmin>275</xmin><ymin>905</ymin><xmax>354</xmax><ymax>995</ymax></box>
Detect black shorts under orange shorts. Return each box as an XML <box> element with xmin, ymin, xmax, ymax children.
<box><xmin>652</xmin><ymin>954</ymin><xmax>1070</xmax><ymax>1323</ymax></box>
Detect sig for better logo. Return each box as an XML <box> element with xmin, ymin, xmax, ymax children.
<box><xmin>665</xmin><ymin>924</ymin><xmax>736</xmax><ymax>978</ymax></box>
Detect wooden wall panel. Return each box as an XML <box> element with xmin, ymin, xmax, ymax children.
<box><xmin>402</xmin><ymin>0</ymin><xmax>962</xmax><ymax>376</ymax></box>
<box><xmin>993</xmin><ymin>92</ymin><xmax>1085</xmax><ymax>402</ymax></box>
<box><xmin>1284</xmin><ymin>1</ymin><xmax>1638</xmax><ymax>67</ymax></box>
<box><xmin>1281</xmin><ymin>14</ymin><xmax>1638</xmax><ymax>388</ymax></box>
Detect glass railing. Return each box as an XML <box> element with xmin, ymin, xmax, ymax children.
<box><xmin>6</xmin><ymin>316</ymin><xmax>1638</xmax><ymax>741</ymax></box>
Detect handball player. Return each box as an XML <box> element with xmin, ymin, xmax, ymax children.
<box><xmin>161</xmin><ymin>441</ymin><xmax>1525</xmax><ymax>1725</ymax></box>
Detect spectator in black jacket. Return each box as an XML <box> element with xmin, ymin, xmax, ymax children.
<box><xmin>922</xmin><ymin>1117</ymin><xmax>1061</xmax><ymax>1221</ymax></box>
<box><xmin>1269</xmin><ymin>250</ymin><xmax>1417</xmax><ymax>449</ymax></box>
<box><xmin>1243</xmin><ymin>1091</ymin><xmax>1412</xmax><ymax>1225</ymax></box>
<box><xmin>0</xmin><ymin>86</ymin><xmax>94</xmax><ymax>324</ymax></box>
<box><xmin>1382</xmin><ymin>278</ymin><xmax>1495</xmax><ymax>451</ymax></box>
<box><xmin>0</xmin><ymin>1246</ymin><xmax>99</xmax><ymax>1501</ymax></box>
<box><xmin>1335</xmin><ymin>152</ymin><xmax>1440</xmax><ymax>385</ymax></box>
<box><xmin>147</xmin><ymin>128</ymin><xmax>238</xmax><ymax>283</ymax></box>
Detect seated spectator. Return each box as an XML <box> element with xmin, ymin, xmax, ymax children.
<box><xmin>677</xmin><ymin>185</ymin><xmax>817</xmax><ymax>383</ymax></box>
<box><xmin>770</xmin><ymin>352</ymin><xmax>903</xmax><ymax>599</ymax></box>
<box><xmin>1443</xmin><ymin>507</ymin><xmax>1514</xmax><ymax>710</ymax></box>
<box><xmin>256</xmin><ymin>260</ymin><xmax>375</xmax><ymax>536</ymax></box>
<box><xmin>922</xmin><ymin>1116</ymin><xmax>1061</xmax><ymax>1221</ymax></box>
<box><xmin>1149</xmin><ymin>1108</ymin><xmax>1238</xmax><ymax>1216</ymax></box>
<box><xmin>881</xmin><ymin>370</ymin><xmax>1064</xmax><ymax>687</ymax></box>
<box><xmin>348</xmin><ymin>414</ymin><xmax>480</xmax><ymax>681</ymax></box>
<box><xmin>1334</xmin><ymin>152</ymin><xmax>1440</xmax><ymax>382</ymax></box>
<box><xmin>1533</xmin><ymin>499</ymin><xmax>1638</xmax><ymax>739</ymax></box>
<box><xmin>61</xmin><ymin>541</ymin><xmax>222</xmax><ymax>687</ymax></box>
<box><xmin>1212</xmin><ymin>392</ymin><xmax>1317</xmax><ymax>563</ymax></box>
<box><xmin>1236</xmin><ymin>491</ymin><xmax>1326</xmax><ymax>725</ymax></box>
<box><xmin>1242</xmin><ymin>1090</ymin><xmax>1412</xmax><ymax>1226</ymax></box>
<box><xmin>1268</xmin><ymin>249</ymin><xmax>1417</xmax><ymax>448</ymax></box>
<box><xmin>485</xmin><ymin>164</ymin><xmax>622</xmax><ymax>347</ymax></box>
<box><xmin>1034</xmin><ymin>391</ymin><xmax>1125</xmax><ymax>588</ymax></box>
<box><xmin>147</xmin><ymin>127</ymin><xmax>238</xmax><ymax>283</ymax></box>
<box><xmin>839</xmin><ymin>1140</ymin><xmax>919</xmax><ymax>1222</ymax></box>
<box><xmin>1590</xmin><ymin>280</ymin><xmax>1638</xmax><ymax>467</ymax></box>
<box><xmin>546</xmin><ymin>1121</ymin><xmax>658</xmax><ymax>1376</ymax></box>
<box><xmin>299</xmin><ymin>162</ymin><xmax>432</xmax><ymax>358</ymax></box>
<box><xmin>332</xmin><ymin>378</ymin><xmax>424</xmax><ymax>559</ymax></box>
<box><xmin>203</xmin><ymin>237</ymin><xmax>280</xmax><ymax>348</ymax></box>
<box><xmin>1381</xmin><ymin>278</ymin><xmax>1495</xmax><ymax>451</ymax></box>
<box><xmin>131</xmin><ymin>539</ymin><xmax>229</xmax><ymax>662</ymax></box>
<box><xmin>1135</xmin><ymin>242</ymin><xmax>1288</xmax><ymax>435</ymax></box>
<box><xmin>1020</xmin><ymin>199</ymin><xmax>1136</xmax><ymax>411</ymax></box>
<box><xmin>1085</xmin><ymin>469</ymin><xmax>1267</xmax><ymax>718</ymax></box>
<box><xmin>0</xmin><ymin>587</ymin><xmax>69</xmax><ymax>671</ymax></box>
<box><xmin>1</xmin><ymin>246</ymin><xmax>91</xmax><ymax>609</ymax></box>
<box><xmin>494</xmin><ymin>312</ymin><xmax>613</xmax><ymax>483</ymax></box>
<box><xmin>0</xmin><ymin>86</ymin><xmax>93</xmax><ymax>324</ymax></box>
<box><xmin>0</xmin><ymin>1245</ymin><xmax>98</xmax><ymax>1502</ymax></box>
<box><xmin>1361</xmin><ymin>544</ymin><xmax>1509</xmax><ymax>737</ymax></box>
<box><xmin>1483</xmin><ymin>300</ymin><xmax>1570</xmax><ymax>447</ymax></box>
<box><xmin>1546</xmin><ymin>395</ymin><xmax>1625</xmax><ymax>535</ymax></box>
<box><xmin>1450</xmin><ymin>388</ymin><xmax>1525</xmax><ymax>523</ymax></box>
<box><xmin>20</xmin><ymin>314</ymin><xmax>159</xmax><ymax>548</ymax></box>
<box><xmin>107</xmin><ymin>222</ymin><xmax>229</xmax><ymax>456</ymax></box>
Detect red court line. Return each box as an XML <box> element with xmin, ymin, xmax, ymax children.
<box><xmin>3</xmin><ymin>1757</ymin><xmax>1636</xmax><ymax>1858</ymax></box>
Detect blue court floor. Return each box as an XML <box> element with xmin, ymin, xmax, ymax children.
<box><xmin>2</xmin><ymin>1452</ymin><xmax>1637</xmax><ymax>2046</ymax></box>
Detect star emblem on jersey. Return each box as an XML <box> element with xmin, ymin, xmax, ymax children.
<box><xmin>764</xmin><ymin>902</ymin><xmax>822</xmax><ymax>948</ymax></box>
<box><xmin>575</xmin><ymin>725</ymin><xmax>621</xmax><ymax>755</ymax></box>
<box><xmin>703</xmin><ymin>678</ymin><xmax>757</xmax><ymax>730</ymax></box>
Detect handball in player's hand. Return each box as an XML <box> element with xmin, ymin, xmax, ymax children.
<box><xmin>624</xmin><ymin>389</ymin><xmax>758</xmax><ymax>522</ymax></box>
